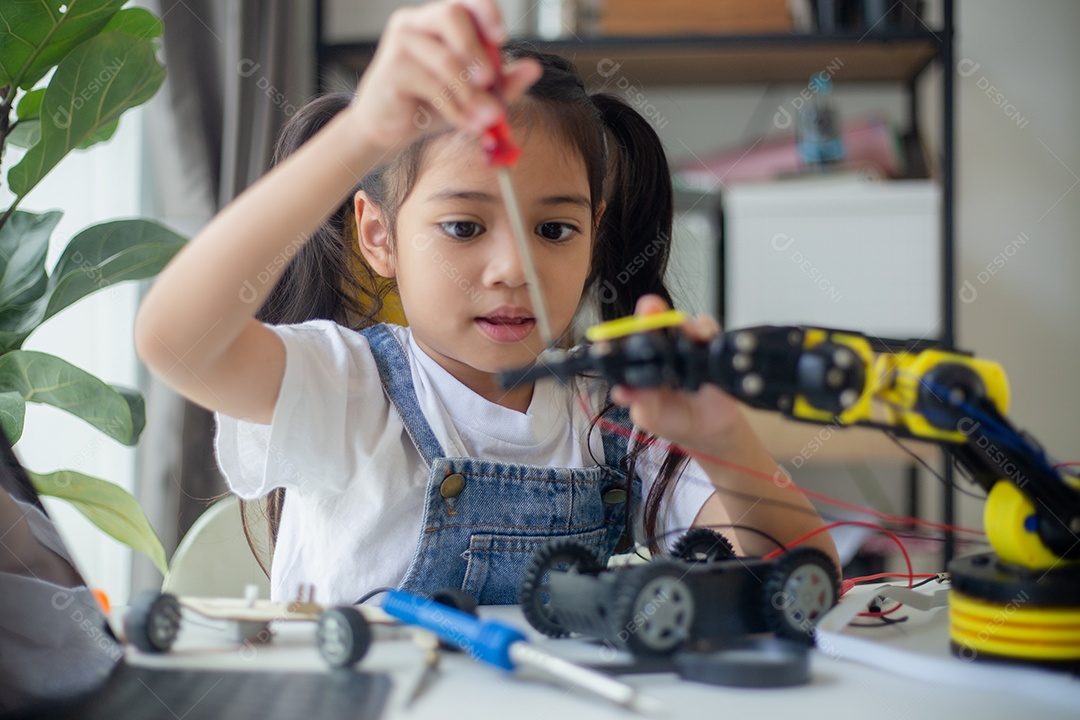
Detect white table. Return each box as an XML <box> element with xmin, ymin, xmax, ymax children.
<box><xmin>126</xmin><ymin>586</ymin><xmax>1079</xmax><ymax>720</ymax></box>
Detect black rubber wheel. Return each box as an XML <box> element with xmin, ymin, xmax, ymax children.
<box><xmin>519</xmin><ymin>540</ymin><xmax>602</xmax><ymax>638</ymax></box>
<box><xmin>671</xmin><ymin>528</ymin><xmax>736</xmax><ymax>563</ymax></box>
<box><xmin>317</xmin><ymin>606</ymin><xmax>372</xmax><ymax>668</ymax></box>
<box><xmin>609</xmin><ymin>561</ymin><xmax>695</xmax><ymax>657</ymax></box>
<box><xmin>761</xmin><ymin>547</ymin><xmax>839</xmax><ymax>644</ymax></box>
<box><xmin>124</xmin><ymin>590</ymin><xmax>181</xmax><ymax>653</ymax></box>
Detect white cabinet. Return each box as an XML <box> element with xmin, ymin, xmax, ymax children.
<box><xmin>723</xmin><ymin>179</ymin><xmax>941</xmax><ymax>339</ymax></box>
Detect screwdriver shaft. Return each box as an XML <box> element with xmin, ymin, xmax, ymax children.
<box><xmin>497</xmin><ymin>168</ymin><xmax>554</xmax><ymax>347</ymax></box>
<box><xmin>507</xmin><ymin>641</ymin><xmax>662</xmax><ymax>715</ymax></box>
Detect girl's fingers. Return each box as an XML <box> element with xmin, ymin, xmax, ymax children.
<box><xmin>501</xmin><ymin>58</ymin><xmax>543</xmax><ymax>104</ymax></box>
<box><xmin>391</xmin><ymin>2</ymin><xmax>537</xmax><ymax>135</ymax></box>
<box><xmin>634</xmin><ymin>294</ymin><xmax>670</xmax><ymax>316</ymax></box>
<box><xmin>455</xmin><ymin>0</ymin><xmax>506</xmax><ymax>46</ymax></box>
<box><xmin>401</xmin><ymin>32</ymin><xmax>498</xmax><ymax>131</ymax></box>
<box><xmin>396</xmin><ymin>1</ymin><xmax>499</xmax><ymax>89</ymax></box>
<box><xmin>685</xmin><ymin>314</ymin><xmax>721</xmax><ymax>342</ymax></box>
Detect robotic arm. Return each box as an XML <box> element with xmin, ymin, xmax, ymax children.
<box><xmin>499</xmin><ymin>311</ymin><xmax>1080</xmax><ymax>668</ymax></box>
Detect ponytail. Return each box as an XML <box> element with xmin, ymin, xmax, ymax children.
<box><xmin>590</xmin><ymin>92</ymin><xmax>689</xmax><ymax>555</ymax></box>
<box><xmin>258</xmin><ymin>92</ymin><xmax>394</xmax><ymax>329</ymax></box>
<box><xmin>588</xmin><ymin>93</ymin><xmax>675</xmax><ymax>321</ymax></box>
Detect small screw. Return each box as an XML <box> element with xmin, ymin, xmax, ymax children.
<box><xmin>833</xmin><ymin>349</ymin><xmax>854</xmax><ymax>369</ymax></box>
<box><xmin>734</xmin><ymin>332</ymin><xmax>757</xmax><ymax>353</ymax></box>
<box><xmin>840</xmin><ymin>389</ymin><xmax>859</xmax><ymax>408</ymax></box>
<box><xmin>826</xmin><ymin>368</ymin><xmax>846</xmax><ymax>389</ymax></box>
<box><xmin>741</xmin><ymin>374</ymin><xmax>764</xmax><ymax>396</ymax></box>
<box><xmin>788</xmin><ymin>330</ymin><xmax>802</xmax><ymax>347</ymax></box>
<box><xmin>732</xmin><ymin>353</ymin><xmax>752</xmax><ymax>372</ymax></box>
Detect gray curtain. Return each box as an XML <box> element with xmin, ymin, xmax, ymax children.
<box><xmin>133</xmin><ymin>0</ymin><xmax>315</xmax><ymax>592</ymax></box>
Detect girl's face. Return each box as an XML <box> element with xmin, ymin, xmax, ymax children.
<box><xmin>362</xmin><ymin>124</ymin><xmax>595</xmax><ymax>406</ymax></box>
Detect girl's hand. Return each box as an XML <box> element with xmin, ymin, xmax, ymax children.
<box><xmin>611</xmin><ymin>295</ymin><xmax>747</xmax><ymax>457</ymax></box>
<box><xmin>349</xmin><ymin>0</ymin><xmax>542</xmax><ymax>152</ymax></box>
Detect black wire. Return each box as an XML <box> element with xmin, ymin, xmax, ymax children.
<box><xmin>850</xmin><ymin>616</ymin><xmax>909</xmax><ymax>628</ymax></box>
<box><xmin>883</xmin><ymin>430</ymin><xmax>987</xmax><ymax>502</ymax></box>
<box><xmin>354</xmin><ymin>586</ymin><xmax>396</xmax><ymax>605</ymax></box>
<box><xmin>646</xmin><ymin>522</ymin><xmax>787</xmax><ymax>555</ymax></box>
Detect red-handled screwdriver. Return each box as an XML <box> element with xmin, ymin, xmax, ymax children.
<box><xmin>477</xmin><ymin>35</ymin><xmax>555</xmax><ymax>348</ymax></box>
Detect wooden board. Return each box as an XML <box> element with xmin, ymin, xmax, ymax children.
<box><xmin>180</xmin><ymin>597</ymin><xmax>392</xmax><ymax>624</ymax></box>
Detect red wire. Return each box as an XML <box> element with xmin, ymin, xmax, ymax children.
<box><xmin>1052</xmin><ymin>461</ymin><xmax>1080</xmax><ymax>470</ymax></box>
<box><xmin>580</xmin><ymin>394</ymin><xmax>946</xmax><ymax>619</ymax></box>
<box><xmin>759</xmin><ymin>520</ymin><xmax>916</xmax><ymax>587</ymax></box>
<box><xmin>859</xmin><ymin>604</ymin><xmax>905</xmax><ymax>618</ymax></box>
<box><xmin>595</xmin><ymin>415</ymin><xmax>985</xmax><ymax>537</ymax></box>
<box><xmin>848</xmin><ymin>571</ymin><xmax>942</xmax><ymax>617</ymax></box>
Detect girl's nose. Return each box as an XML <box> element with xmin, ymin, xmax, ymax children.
<box><xmin>482</xmin><ymin>228</ymin><xmax>528</xmax><ymax>289</ymax></box>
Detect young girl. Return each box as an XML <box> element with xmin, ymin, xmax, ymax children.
<box><xmin>136</xmin><ymin>0</ymin><xmax>837</xmax><ymax>604</ymax></box>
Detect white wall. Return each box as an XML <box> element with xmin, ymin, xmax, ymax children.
<box><xmin>952</xmin><ymin>0</ymin><xmax>1080</xmax><ymax>464</ymax></box>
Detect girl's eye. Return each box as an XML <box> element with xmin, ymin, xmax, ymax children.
<box><xmin>537</xmin><ymin>222</ymin><xmax>576</xmax><ymax>243</ymax></box>
<box><xmin>439</xmin><ymin>221</ymin><xmax>484</xmax><ymax>240</ymax></box>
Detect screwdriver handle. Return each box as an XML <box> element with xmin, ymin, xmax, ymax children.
<box><xmin>477</xmin><ymin>29</ymin><xmax>520</xmax><ymax>167</ymax></box>
<box><xmin>382</xmin><ymin>590</ymin><xmax>526</xmax><ymax>670</ymax></box>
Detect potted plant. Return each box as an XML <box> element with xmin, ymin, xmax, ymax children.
<box><xmin>0</xmin><ymin>1</ymin><xmax>187</xmax><ymax>574</ymax></box>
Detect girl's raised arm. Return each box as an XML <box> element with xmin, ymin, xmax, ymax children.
<box><xmin>134</xmin><ymin>0</ymin><xmax>539</xmax><ymax>423</ymax></box>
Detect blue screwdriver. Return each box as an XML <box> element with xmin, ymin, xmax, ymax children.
<box><xmin>382</xmin><ymin>590</ymin><xmax>662</xmax><ymax>714</ymax></box>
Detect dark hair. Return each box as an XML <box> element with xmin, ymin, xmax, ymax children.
<box><xmin>242</xmin><ymin>43</ymin><xmax>690</xmax><ymax>570</ymax></box>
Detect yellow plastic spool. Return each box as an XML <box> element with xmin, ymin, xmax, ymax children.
<box><xmin>984</xmin><ymin>481</ymin><xmax>1060</xmax><ymax>569</ymax></box>
<box><xmin>950</xmin><ymin>590</ymin><xmax>1080</xmax><ymax>662</ymax></box>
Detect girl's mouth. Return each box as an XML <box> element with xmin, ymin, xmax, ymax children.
<box><xmin>475</xmin><ymin>316</ymin><xmax>536</xmax><ymax>343</ymax></box>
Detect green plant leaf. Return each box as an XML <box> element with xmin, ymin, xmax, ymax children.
<box><xmin>0</xmin><ymin>390</ymin><xmax>26</xmax><ymax>443</ymax></box>
<box><xmin>0</xmin><ymin>0</ymin><xmax>127</xmax><ymax>90</ymax></box>
<box><xmin>0</xmin><ymin>210</ymin><xmax>61</xmax><ymax>307</ymax></box>
<box><xmin>101</xmin><ymin>6</ymin><xmax>163</xmax><ymax>39</ymax></box>
<box><xmin>7</xmin><ymin>84</ymin><xmax>47</xmax><ymax>149</ymax></box>
<box><xmin>75</xmin><ymin>118</ymin><xmax>119</xmax><ymax>150</ymax></box>
<box><xmin>6</xmin><ymin>120</ymin><xmax>42</xmax><ymax>149</ymax></box>
<box><xmin>16</xmin><ymin>88</ymin><xmax>46</xmax><ymax>120</ymax></box>
<box><xmin>0</xmin><ymin>218</ymin><xmax>185</xmax><ymax>352</ymax></box>
<box><xmin>44</xmin><ymin>218</ymin><xmax>186</xmax><ymax>321</ymax></box>
<box><xmin>28</xmin><ymin>468</ymin><xmax>167</xmax><ymax>574</ymax></box>
<box><xmin>0</xmin><ymin>303</ymin><xmax>44</xmax><ymax>354</ymax></box>
<box><xmin>110</xmin><ymin>384</ymin><xmax>145</xmax><ymax>442</ymax></box>
<box><xmin>8</xmin><ymin>30</ymin><xmax>165</xmax><ymax>198</ymax></box>
<box><xmin>0</xmin><ymin>350</ymin><xmax>142</xmax><ymax>445</ymax></box>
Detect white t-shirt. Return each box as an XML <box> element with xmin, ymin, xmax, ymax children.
<box><xmin>215</xmin><ymin>321</ymin><xmax>716</xmax><ymax>603</ymax></box>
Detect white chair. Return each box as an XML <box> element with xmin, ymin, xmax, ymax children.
<box><xmin>162</xmin><ymin>495</ymin><xmax>271</xmax><ymax>599</ymax></box>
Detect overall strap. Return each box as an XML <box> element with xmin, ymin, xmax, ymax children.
<box><xmin>359</xmin><ymin>324</ymin><xmax>446</xmax><ymax>466</ymax></box>
<box><xmin>599</xmin><ymin>400</ymin><xmax>641</xmax><ymax>553</ymax></box>
<box><xmin>599</xmin><ymin>402</ymin><xmax>632</xmax><ymax>476</ymax></box>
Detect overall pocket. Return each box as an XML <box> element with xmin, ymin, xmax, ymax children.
<box><xmin>461</xmin><ymin>527</ymin><xmax>609</xmax><ymax>605</ymax></box>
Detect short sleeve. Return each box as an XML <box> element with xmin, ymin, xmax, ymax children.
<box><xmin>214</xmin><ymin>320</ymin><xmax>384</xmax><ymax>499</ymax></box>
<box><xmin>631</xmin><ymin>436</ymin><xmax>716</xmax><ymax>552</ymax></box>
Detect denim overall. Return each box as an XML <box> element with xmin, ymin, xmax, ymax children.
<box><xmin>361</xmin><ymin>324</ymin><xmax>640</xmax><ymax>605</ymax></box>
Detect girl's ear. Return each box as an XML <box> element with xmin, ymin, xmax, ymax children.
<box><xmin>355</xmin><ymin>190</ymin><xmax>395</xmax><ymax>278</ymax></box>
